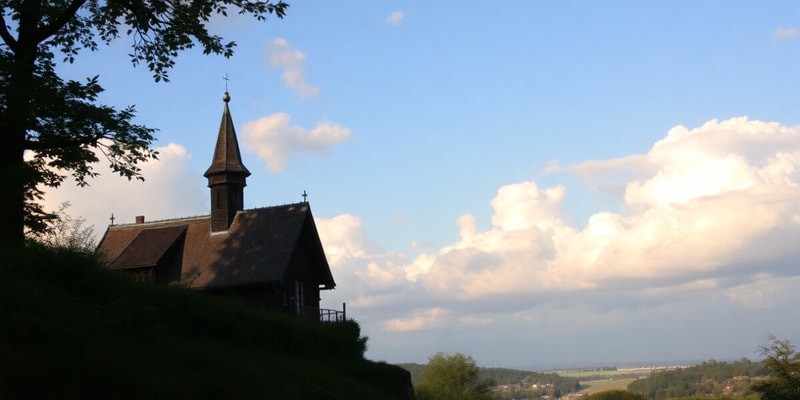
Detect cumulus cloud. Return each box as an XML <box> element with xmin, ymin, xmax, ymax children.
<box><xmin>407</xmin><ymin>117</ymin><xmax>800</xmax><ymax>298</ymax></box>
<box><xmin>40</xmin><ymin>143</ymin><xmax>206</xmax><ymax>237</ymax></box>
<box><xmin>772</xmin><ymin>27</ymin><xmax>799</xmax><ymax>42</ymax></box>
<box><xmin>312</xmin><ymin>117</ymin><xmax>800</xmax><ymax>362</ymax></box>
<box><xmin>241</xmin><ymin>112</ymin><xmax>351</xmax><ymax>172</ymax></box>
<box><xmin>265</xmin><ymin>38</ymin><xmax>319</xmax><ymax>98</ymax></box>
<box><xmin>314</xmin><ymin>213</ymin><xmax>412</xmax><ymax>321</ymax></box>
<box><xmin>385</xmin><ymin>11</ymin><xmax>404</xmax><ymax>26</ymax></box>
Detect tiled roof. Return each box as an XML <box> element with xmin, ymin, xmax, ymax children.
<box><xmin>110</xmin><ymin>225</ymin><xmax>187</xmax><ymax>269</ymax></box>
<box><xmin>95</xmin><ymin>203</ymin><xmax>334</xmax><ymax>290</ymax></box>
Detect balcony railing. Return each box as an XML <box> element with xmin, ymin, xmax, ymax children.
<box><xmin>305</xmin><ymin>302</ymin><xmax>346</xmax><ymax>322</ymax></box>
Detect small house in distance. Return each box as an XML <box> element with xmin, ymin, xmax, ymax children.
<box><xmin>95</xmin><ymin>92</ymin><xmax>340</xmax><ymax>321</ymax></box>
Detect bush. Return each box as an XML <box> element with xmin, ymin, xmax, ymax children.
<box><xmin>587</xmin><ymin>390</ymin><xmax>648</xmax><ymax>400</ymax></box>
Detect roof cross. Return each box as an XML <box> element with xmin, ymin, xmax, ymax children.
<box><xmin>302</xmin><ymin>190</ymin><xmax>308</xmax><ymax>203</ymax></box>
<box><xmin>223</xmin><ymin>73</ymin><xmax>230</xmax><ymax>91</ymax></box>
<box><xmin>110</xmin><ymin>213</ymin><xmax>116</xmax><ymax>225</ymax></box>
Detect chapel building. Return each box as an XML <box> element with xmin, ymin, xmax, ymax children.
<box><xmin>95</xmin><ymin>92</ymin><xmax>338</xmax><ymax>320</ymax></box>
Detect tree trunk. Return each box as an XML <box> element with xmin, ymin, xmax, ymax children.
<box><xmin>0</xmin><ymin>127</ymin><xmax>26</xmax><ymax>248</ymax></box>
<box><xmin>0</xmin><ymin>4</ymin><xmax>39</xmax><ymax>249</ymax></box>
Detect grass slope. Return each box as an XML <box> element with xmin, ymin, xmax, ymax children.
<box><xmin>0</xmin><ymin>246</ymin><xmax>410</xmax><ymax>399</ymax></box>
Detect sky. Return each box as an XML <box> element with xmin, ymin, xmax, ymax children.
<box><xmin>41</xmin><ymin>1</ymin><xmax>800</xmax><ymax>369</ymax></box>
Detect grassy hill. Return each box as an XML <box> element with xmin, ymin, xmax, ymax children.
<box><xmin>0</xmin><ymin>246</ymin><xmax>412</xmax><ymax>399</ymax></box>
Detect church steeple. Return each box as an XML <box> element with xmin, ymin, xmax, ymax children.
<box><xmin>204</xmin><ymin>92</ymin><xmax>251</xmax><ymax>232</ymax></box>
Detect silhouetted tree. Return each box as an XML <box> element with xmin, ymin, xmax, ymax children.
<box><xmin>0</xmin><ymin>0</ymin><xmax>288</xmax><ymax>248</ymax></box>
<box><xmin>27</xmin><ymin>201</ymin><xmax>95</xmax><ymax>251</ymax></box>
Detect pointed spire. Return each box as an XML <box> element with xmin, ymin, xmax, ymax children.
<box><xmin>204</xmin><ymin>92</ymin><xmax>251</xmax><ymax>178</ymax></box>
<box><xmin>205</xmin><ymin>92</ymin><xmax>250</xmax><ymax>233</ymax></box>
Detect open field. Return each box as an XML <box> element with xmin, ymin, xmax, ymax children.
<box><xmin>577</xmin><ymin>378</ymin><xmax>638</xmax><ymax>395</ymax></box>
<box><xmin>555</xmin><ymin>367</ymin><xmax>653</xmax><ymax>379</ymax></box>
<box><xmin>553</xmin><ymin>367</ymin><xmax>653</xmax><ymax>395</ymax></box>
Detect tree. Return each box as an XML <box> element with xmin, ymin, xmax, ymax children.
<box><xmin>27</xmin><ymin>201</ymin><xmax>95</xmax><ymax>251</ymax></box>
<box><xmin>586</xmin><ymin>390</ymin><xmax>648</xmax><ymax>400</ymax></box>
<box><xmin>0</xmin><ymin>0</ymin><xmax>288</xmax><ymax>248</ymax></box>
<box><xmin>751</xmin><ymin>336</ymin><xmax>800</xmax><ymax>400</ymax></box>
<box><xmin>415</xmin><ymin>352</ymin><xmax>493</xmax><ymax>400</ymax></box>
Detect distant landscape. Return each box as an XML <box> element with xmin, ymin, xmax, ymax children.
<box><xmin>400</xmin><ymin>358</ymin><xmax>769</xmax><ymax>399</ymax></box>
<box><xmin>2</xmin><ymin>242</ymin><xmax>796</xmax><ymax>399</ymax></box>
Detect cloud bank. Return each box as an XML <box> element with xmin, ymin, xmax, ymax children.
<box><xmin>316</xmin><ymin>117</ymin><xmax>800</xmax><ymax>364</ymax></box>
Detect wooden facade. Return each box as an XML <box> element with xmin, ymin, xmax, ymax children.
<box><xmin>95</xmin><ymin>93</ymin><xmax>337</xmax><ymax>319</ymax></box>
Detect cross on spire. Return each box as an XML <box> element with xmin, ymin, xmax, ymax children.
<box><xmin>223</xmin><ymin>73</ymin><xmax>230</xmax><ymax>91</ymax></box>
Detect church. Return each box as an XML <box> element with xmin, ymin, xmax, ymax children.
<box><xmin>95</xmin><ymin>92</ymin><xmax>339</xmax><ymax>320</ymax></box>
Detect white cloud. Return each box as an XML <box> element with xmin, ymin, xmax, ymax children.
<box><xmin>414</xmin><ymin>117</ymin><xmax>800</xmax><ymax>296</ymax></box>
<box><xmin>385</xmin><ymin>307</ymin><xmax>445</xmax><ymax>332</ymax></box>
<box><xmin>241</xmin><ymin>112</ymin><xmax>351</xmax><ymax>172</ymax></box>
<box><xmin>546</xmin><ymin>155</ymin><xmax>652</xmax><ymax>180</ymax></box>
<box><xmin>772</xmin><ymin>27</ymin><xmax>799</xmax><ymax>42</ymax></box>
<box><xmin>265</xmin><ymin>38</ymin><xmax>319</xmax><ymax>98</ymax></box>
<box><xmin>385</xmin><ymin>11</ymin><xmax>404</xmax><ymax>26</ymax></box>
<box><xmin>311</xmin><ymin>117</ymin><xmax>800</xmax><ymax>362</ymax></box>
<box><xmin>40</xmin><ymin>143</ymin><xmax>206</xmax><ymax>238</ymax></box>
<box><xmin>315</xmin><ymin>214</ymin><xmax>410</xmax><ymax>309</ymax></box>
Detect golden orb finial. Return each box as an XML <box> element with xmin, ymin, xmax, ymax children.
<box><xmin>223</xmin><ymin>91</ymin><xmax>230</xmax><ymax>103</ymax></box>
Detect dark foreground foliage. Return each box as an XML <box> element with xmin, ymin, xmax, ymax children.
<box><xmin>0</xmin><ymin>245</ymin><xmax>411</xmax><ymax>399</ymax></box>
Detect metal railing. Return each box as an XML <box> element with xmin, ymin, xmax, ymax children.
<box><xmin>305</xmin><ymin>302</ymin><xmax>347</xmax><ymax>322</ymax></box>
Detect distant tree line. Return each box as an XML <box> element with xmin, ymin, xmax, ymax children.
<box><xmin>398</xmin><ymin>357</ymin><xmax>580</xmax><ymax>400</ymax></box>
<box><xmin>480</xmin><ymin>366</ymin><xmax>579</xmax><ymax>391</ymax></box>
<box><xmin>398</xmin><ymin>362</ymin><xmax>578</xmax><ymax>389</ymax></box>
<box><xmin>402</xmin><ymin>337</ymin><xmax>800</xmax><ymax>400</ymax></box>
<box><xmin>579</xmin><ymin>366</ymin><xmax>619</xmax><ymax>372</ymax></box>
<box><xmin>627</xmin><ymin>358</ymin><xmax>764</xmax><ymax>399</ymax></box>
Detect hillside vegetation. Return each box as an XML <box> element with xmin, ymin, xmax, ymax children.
<box><xmin>0</xmin><ymin>245</ymin><xmax>411</xmax><ymax>399</ymax></box>
<box><xmin>399</xmin><ymin>362</ymin><xmax>580</xmax><ymax>398</ymax></box>
<box><xmin>627</xmin><ymin>359</ymin><xmax>765</xmax><ymax>399</ymax></box>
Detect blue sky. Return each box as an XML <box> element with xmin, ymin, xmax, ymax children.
<box><xmin>46</xmin><ymin>1</ymin><xmax>800</xmax><ymax>368</ymax></box>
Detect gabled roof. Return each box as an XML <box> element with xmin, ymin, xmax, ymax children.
<box><xmin>110</xmin><ymin>225</ymin><xmax>187</xmax><ymax>269</ymax></box>
<box><xmin>95</xmin><ymin>203</ymin><xmax>335</xmax><ymax>290</ymax></box>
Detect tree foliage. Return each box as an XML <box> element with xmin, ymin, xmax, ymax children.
<box><xmin>751</xmin><ymin>336</ymin><xmax>800</xmax><ymax>400</ymax></box>
<box><xmin>586</xmin><ymin>389</ymin><xmax>648</xmax><ymax>400</ymax></box>
<box><xmin>0</xmin><ymin>0</ymin><xmax>288</xmax><ymax>247</ymax></box>
<box><xmin>415</xmin><ymin>352</ymin><xmax>493</xmax><ymax>400</ymax></box>
<box><xmin>626</xmin><ymin>358</ymin><xmax>764</xmax><ymax>399</ymax></box>
<box><xmin>26</xmin><ymin>201</ymin><xmax>95</xmax><ymax>251</ymax></box>
<box><xmin>399</xmin><ymin>362</ymin><xmax>580</xmax><ymax>399</ymax></box>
